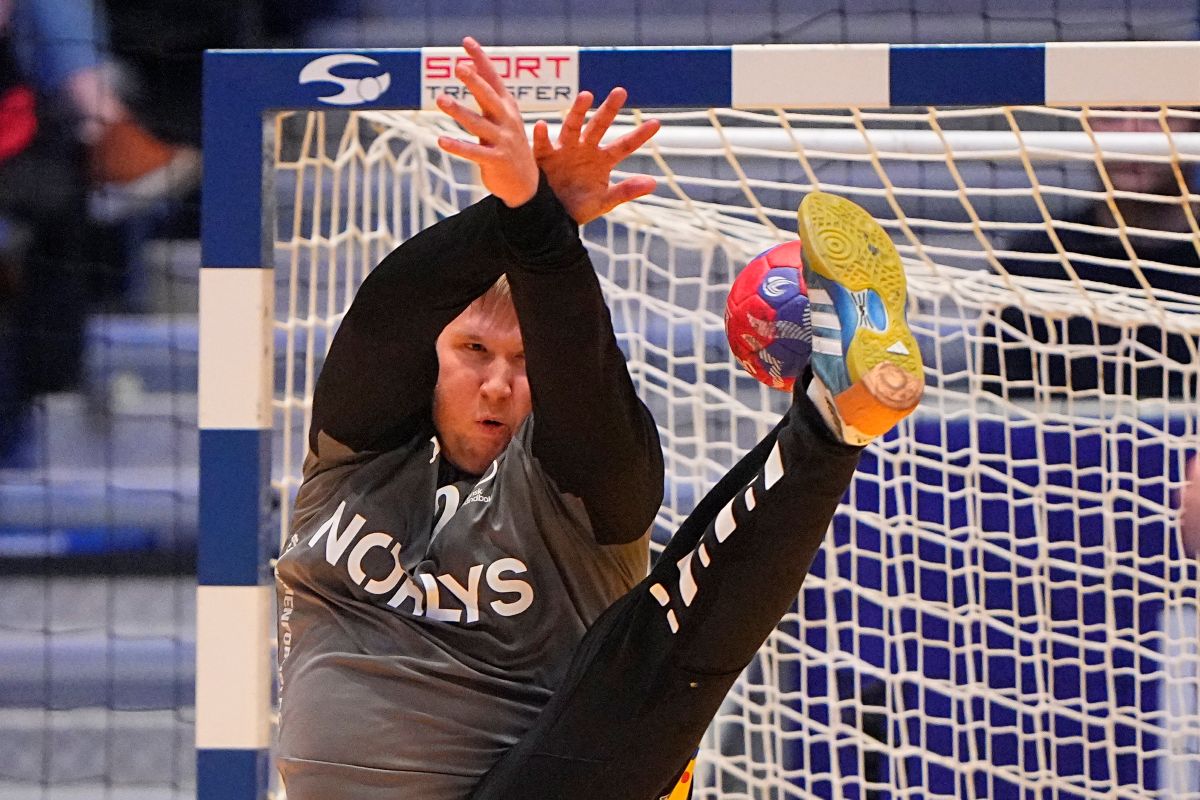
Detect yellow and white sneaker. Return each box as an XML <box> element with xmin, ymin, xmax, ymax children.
<box><xmin>797</xmin><ymin>191</ymin><xmax>924</xmax><ymax>445</ymax></box>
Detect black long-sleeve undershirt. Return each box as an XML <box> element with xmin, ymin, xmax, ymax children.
<box><xmin>309</xmin><ymin>175</ymin><xmax>663</xmax><ymax>545</ymax></box>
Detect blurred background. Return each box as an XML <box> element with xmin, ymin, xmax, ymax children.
<box><xmin>1</xmin><ymin>1</ymin><xmax>1199</xmax><ymax>798</ymax></box>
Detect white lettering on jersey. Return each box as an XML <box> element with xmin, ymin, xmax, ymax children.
<box><xmin>277</xmin><ymin>580</ymin><xmax>297</xmax><ymax>704</ymax></box>
<box><xmin>387</xmin><ymin>576</ymin><xmax>425</xmax><ymax>615</ymax></box>
<box><xmin>279</xmin><ymin>582</ymin><xmax>295</xmax><ymax>657</ymax></box>
<box><xmin>347</xmin><ymin>532</ymin><xmax>406</xmax><ymax>596</ymax></box>
<box><xmin>421</xmin><ymin>573</ymin><xmax>461</xmax><ymax>622</ymax></box>
<box><xmin>439</xmin><ymin>566</ymin><xmax>483</xmax><ymax>624</ymax></box>
<box><xmin>306</xmin><ymin>498</ymin><xmax>535</xmax><ymax>623</ymax></box>
<box><xmin>487</xmin><ymin>558</ymin><xmax>534</xmax><ymax>617</ymax></box>
<box><xmin>308</xmin><ymin>501</ymin><xmax>366</xmax><ymax>566</ymax></box>
<box><xmin>433</xmin><ymin>485</ymin><xmax>461</xmax><ymax>538</ymax></box>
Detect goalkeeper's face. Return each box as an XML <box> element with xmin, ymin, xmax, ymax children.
<box><xmin>433</xmin><ymin>299</ymin><xmax>531</xmax><ymax>475</ymax></box>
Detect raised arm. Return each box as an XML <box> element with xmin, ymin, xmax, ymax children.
<box><xmin>309</xmin><ymin>197</ymin><xmax>514</xmax><ymax>455</ymax></box>
<box><xmin>437</xmin><ymin>37</ymin><xmax>665</xmax><ymax>544</ymax></box>
<box><xmin>310</xmin><ymin>41</ymin><xmax>546</xmax><ymax>456</ymax></box>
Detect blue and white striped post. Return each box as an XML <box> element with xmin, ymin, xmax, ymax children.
<box><xmin>197</xmin><ymin>55</ymin><xmax>276</xmax><ymax>800</ymax></box>
<box><xmin>198</xmin><ymin>40</ymin><xmax>1200</xmax><ymax>799</ymax></box>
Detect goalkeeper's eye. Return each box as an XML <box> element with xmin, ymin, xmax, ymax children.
<box><xmin>465</xmin><ymin>342</ymin><xmax>486</xmax><ymax>353</ymax></box>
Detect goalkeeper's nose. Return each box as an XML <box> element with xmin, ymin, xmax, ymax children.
<box><xmin>479</xmin><ymin>358</ymin><xmax>518</xmax><ymax>401</ymax></box>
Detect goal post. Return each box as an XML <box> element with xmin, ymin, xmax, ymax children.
<box><xmin>199</xmin><ymin>43</ymin><xmax>1200</xmax><ymax>800</ymax></box>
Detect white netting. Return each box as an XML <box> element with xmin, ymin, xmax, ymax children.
<box><xmin>269</xmin><ymin>104</ymin><xmax>1200</xmax><ymax>799</ymax></box>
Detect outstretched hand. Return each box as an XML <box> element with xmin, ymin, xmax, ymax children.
<box><xmin>435</xmin><ymin>37</ymin><xmax>539</xmax><ymax>209</ymax></box>
<box><xmin>533</xmin><ymin>88</ymin><xmax>660</xmax><ymax>225</ymax></box>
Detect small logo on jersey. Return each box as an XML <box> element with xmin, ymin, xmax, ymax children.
<box><xmin>299</xmin><ymin>54</ymin><xmax>391</xmax><ymax>106</ymax></box>
<box><xmin>463</xmin><ymin>488</ymin><xmax>492</xmax><ymax>506</ymax></box>
<box><xmin>461</xmin><ymin>461</ymin><xmax>498</xmax><ymax>507</ymax></box>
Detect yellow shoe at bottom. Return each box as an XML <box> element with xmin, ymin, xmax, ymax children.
<box><xmin>661</xmin><ymin>756</ymin><xmax>695</xmax><ymax>800</ymax></box>
<box><xmin>797</xmin><ymin>191</ymin><xmax>924</xmax><ymax>440</ymax></box>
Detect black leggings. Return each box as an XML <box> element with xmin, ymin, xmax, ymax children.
<box><xmin>472</xmin><ymin>390</ymin><xmax>863</xmax><ymax>800</ymax></box>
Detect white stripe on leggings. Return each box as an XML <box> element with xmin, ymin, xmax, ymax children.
<box><xmin>715</xmin><ymin>501</ymin><xmax>737</xmax><ymax>543</ymax></box>
<box><xmin>677</xmin><ymin>551</ymin><xmax>698</xmax><ymax>607</ymax></box>
<box><xmin>765</xmin><ymin>441</ymin><xmax>785</xmax><ymax>489</ymax></box>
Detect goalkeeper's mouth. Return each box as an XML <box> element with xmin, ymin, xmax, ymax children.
<box><xmin>476</xmin><ymin>417</ymin><xmax>511</xmax><ymax>438</ymax></box>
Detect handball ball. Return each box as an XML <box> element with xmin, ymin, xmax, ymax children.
<box><xmin>724</xmin><ymin>240</ymin><xmax>813</xmax><ymax>392</ymax></box>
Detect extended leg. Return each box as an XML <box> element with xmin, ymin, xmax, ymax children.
<box><xmin>472</xmin><ymin>191</ymin><xmax>924</xmax><ymax>800</ymax></box>
<box><xmin>471</xmin><ymin>389</ymin><xmax>862</xmax><ymax>800</ymax></box>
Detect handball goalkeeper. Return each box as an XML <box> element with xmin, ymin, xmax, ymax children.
<box><xmin>275</xmin><ymin>36</ymin><xmax>923</xmax><ymax>800</ymax></box>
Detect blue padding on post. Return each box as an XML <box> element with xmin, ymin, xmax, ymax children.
<box><xmin>202</xmin><ymin>54</ymin><xmax>264</xmax><ymax>270</ymax></box>
<box><xmin>199</xmin><ymin>428</ymin><xmax>272</xmax><ymax>586</ymax></box>
<box><xmin>890</xmin><ymin>44</ymin><xmax>1045</xmax><ymax>106</ymax></box>
<box><xmin>580</xmin><ymin>48</ymin><xmax>731</xmax><ymax>108</ymax></box>
<box><xmin>198</xmin><ymin>749</ymin><xmax>271</xmax><ymax>800</ymax></box>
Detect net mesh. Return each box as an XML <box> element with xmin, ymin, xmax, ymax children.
<box><xmin>269</xmin><ymin>104</ymin><xmax>1200</xmax><ymax>799</ymax></box>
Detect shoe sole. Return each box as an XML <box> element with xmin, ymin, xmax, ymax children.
<box><xmin>797</xmin><ymin>192</ymin><xmax>924</xmax><ymax>436</ymax></box>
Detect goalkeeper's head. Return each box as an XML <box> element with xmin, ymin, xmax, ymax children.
<box><xmin>433</xmin><ymin>275</ymin><xmax>531</xmax><ymax>475</ymax></box>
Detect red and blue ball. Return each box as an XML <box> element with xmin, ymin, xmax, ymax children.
<box><xmin>724</xmin><ymin>240</ymin><xmax>812</xmax><ymax>392</ymax></box>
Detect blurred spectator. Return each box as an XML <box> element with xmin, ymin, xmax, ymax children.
<box><xmin>0</xmin><ymin>0</ymin><xmax>202</xmax><ymax>464</ymax></box>
<box><xmin>104</xmin><ymin>0</ymin><xmax>299</xmax><ymax>144</ymax></box>
<box><xmin>0</xmin><ymin>0</ymin><xmax>90</xmax><ymax>465</ymax></box>
<box><xmin>9</xmin><ymin>1</ymin><xmax>201</xmax><ymax>214</ymax></box>
<box><xmin>982</xmin><ymin>108</ymin><xmax>1200</xmax><ymax>399</ymax></box>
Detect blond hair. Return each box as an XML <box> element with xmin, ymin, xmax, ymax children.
<box><xmin>471</xmin><ymin>274</ymin><xmax>515</xmax><ymax>319</ymax></box>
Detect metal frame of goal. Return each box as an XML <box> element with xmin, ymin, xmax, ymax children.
<box><xmin>198</xmin><ymin>42</ymin><xmax>1200</xmax><ymax>800</ymax></box>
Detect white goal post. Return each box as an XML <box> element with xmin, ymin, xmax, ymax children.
<box><xmin>198</xmin><ymin>43</ymin><xmax>1200</xmax><ymax>800</ymax></box>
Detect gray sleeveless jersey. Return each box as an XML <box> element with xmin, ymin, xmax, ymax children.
<box><xmin>275</xmin><ymin>420</ymin><xmax>649</xmax><ymax>799</ymax></box>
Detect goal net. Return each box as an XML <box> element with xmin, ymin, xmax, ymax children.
<box><xmin>264</xmin><ymin>100</ymin><xmax>1200</xmax><ymax>799</ymax></box>
<box><xmin>195</xmin><ymin>45</ymin><xmax>1200</xmax><ymax>800</ymax></box>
